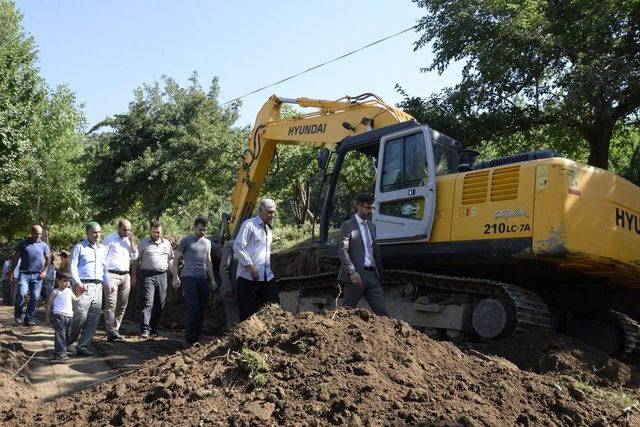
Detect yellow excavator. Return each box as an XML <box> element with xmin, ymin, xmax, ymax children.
<box><xmin>222</xmin><ymin>93</ymin><xmax>640</xmax><ymax>359</ymax></box>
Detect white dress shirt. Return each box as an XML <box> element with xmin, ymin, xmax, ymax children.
<box><xmin>233</xmin><ymin>216</ymin><xmax>274</xmax><ymax>282</ymax></box>
<box><xmin>103</xmin><ymin>232</ymin><xmax>138</xmax><ymax>272</ymax></box>
<box><xmin>355</xmin><ymin>213</ymin><xmax>374</xmax><ymax>267</ymax></box>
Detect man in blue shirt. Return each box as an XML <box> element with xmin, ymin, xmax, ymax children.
<box><xmin>67</xmin><ymin>221</ymin><xmax>114</xmax><ymax>357</ymax></box>
<box><xmin>9</xmin><ymin>225</ymin><xmax>51</xmax><ymax>326</ymax></box>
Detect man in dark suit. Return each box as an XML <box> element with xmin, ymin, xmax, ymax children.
<box><xmin>337</xmin><ymin>193</ymin><xmax>389</xmax><ymax>316</ymax></box>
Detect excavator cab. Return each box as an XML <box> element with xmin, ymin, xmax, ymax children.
<box><xmin>316</xmin><ymin>121</ymin><xmax>459</xmax><ymax>253</ymax></box>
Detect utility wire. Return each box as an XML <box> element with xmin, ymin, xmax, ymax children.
<box><xmin>222</xmin><ymin>25</ymin><xmax>418</xmax><ymax>106</ymax></box>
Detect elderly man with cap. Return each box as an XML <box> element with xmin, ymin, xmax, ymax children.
<box><xmin>67</xmin><ymin>221</ymin><xmax>114</xmax><ymax>357</ymax></box>
<box><xmin>102</xmin><ymin>219</ymin><xmax>138</xmax><ymax>342</ymax></box>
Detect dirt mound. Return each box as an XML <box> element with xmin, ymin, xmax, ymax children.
<box><xmin>16</xmin><ymin>307</ymin><xmax>637</xmax><ymax>426</ymax></box>
<box><xmin>483</xmin><ymin>330</ymin><xmax>640</xmax><ymax>388</ymax></box>
<box><xmin>272</xmin><ymin>244</ymin><xmax>337</xmax><ymax>278</ymax></box>
<box><xmin>0</xmin><ymin>325</ymin><xmax>37</xmax><ymax>418</ymax></box>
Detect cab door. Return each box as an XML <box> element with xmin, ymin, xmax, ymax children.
<box><xmin>374</xmin><ymin>126</ymin><xmax>436</xmax><ymax>242</ymax></box>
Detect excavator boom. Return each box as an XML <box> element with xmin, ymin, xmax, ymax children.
<box><xmin>225</xmin><ymin>94</ymin><xmax>414</xmax><ymax>237</ymax></box>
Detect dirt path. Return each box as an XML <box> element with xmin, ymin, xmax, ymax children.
<box><xmin>0</xmin><ymin>304</ymin><xmax>184</xmax><ymax>401</ymax></box>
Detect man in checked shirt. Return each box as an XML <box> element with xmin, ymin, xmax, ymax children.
<box><xmin>233</xmin><ymin>199</ymin><xmax>280</xmax><ymax>321</ymax></box>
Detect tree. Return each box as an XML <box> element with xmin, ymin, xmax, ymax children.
<box><xmin>0</xmin><ymin>0</ymin><xmax>46</xmax><ymax>214</ymax></box>
<box><xmin>411</xmin><ymin>0</ymin><xmax>640</xmax><ymax>169</ymax></box>
<box><xmin>0</xmin><ymin>1</ymin><xmax>87</xmax><ymax>244</ymax></box>
<box><xmin>85</xmin><ymin>74</ymin><xmax>246</xmax><ymax>232</ymax></box>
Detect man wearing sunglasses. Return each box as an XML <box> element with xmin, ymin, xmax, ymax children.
<box><xmin>337</xmin><ymin>193</ymin><xmax>388</xmax><ymax>316</ymax></box>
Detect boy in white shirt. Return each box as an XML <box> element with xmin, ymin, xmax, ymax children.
<box><xmin>47</xmin><ymin>274</ymin><xmax>78</xmax><ymax>362</ymax></box>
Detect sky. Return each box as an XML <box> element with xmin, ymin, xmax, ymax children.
<box><xmin>16</xmin><ymin>0</ymin><xmax>463</xmax><ymax>129</ymax></box>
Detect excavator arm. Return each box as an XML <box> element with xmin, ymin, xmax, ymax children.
<box><xmin>224</xmin><ymin>93</ymin><xmax>415</xmax><ymax>238</ymax></box>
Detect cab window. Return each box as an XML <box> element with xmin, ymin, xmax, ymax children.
<box><xmin>381</xmin><ymin>132</ymin><xmax>428</xmax><ymax>192</ymax></box>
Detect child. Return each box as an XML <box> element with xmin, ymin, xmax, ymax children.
<box><xmin>46</xmin><ymin>274</ymin><xmax>78</xmax><ymax>362</ymax></box>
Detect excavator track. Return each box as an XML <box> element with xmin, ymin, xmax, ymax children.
<box><xmin>277</xmin><ymin>269</ymin><xmax>553</xmax><ymax>337</ymax></box>
<box><xmin>277</xmin><ymin>269</ymin><xmax>640</xmax><ymax>361</ymax></box>
<box><xmin>611</xmin><ymin>311</ymin><xmax>640</xmax><ymax>361</ymax></box>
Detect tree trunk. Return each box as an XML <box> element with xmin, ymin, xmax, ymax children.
<box><xmin>33</xmin><ymin>162</ymin><xmax>41</xmax><ymax>223</ymax></box>
<box><xmin>583</xmin><ymin>116</ymin><xmax>614</xmax><ymax>170</ymax></box>
<box><xmin>289</xmin><ymin>181</ymin><xmax>311</xmax><ymax>226</ymax></box>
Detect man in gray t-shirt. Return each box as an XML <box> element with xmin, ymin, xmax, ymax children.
<box><xmin>172</xmin><ymin>216</ymin><xmax>216</xmax><ymax>347</ymax></box>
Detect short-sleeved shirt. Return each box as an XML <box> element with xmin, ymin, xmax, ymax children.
<box><xmin>16</xmin><ymin>239</ymin><xmax>50</xmax><ymax>273</ymax></box>
<box><xmin>137</xmin><ymin>237</ymin><xmax>173</xmax><ymax>271</ymax></box>
<box><xmin>177</xmin><ymin>235</ymin><xmax>211</xmax><ymax>279</ymax></box>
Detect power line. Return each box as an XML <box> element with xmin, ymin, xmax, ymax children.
<box><xmin>222</xmin><ymin>25</ymin><xmax>418</xmax><ymax>106</ymax></box>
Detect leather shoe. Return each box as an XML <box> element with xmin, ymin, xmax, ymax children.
<box><xmin>24</xmin><ymin>320</ymin><xmax>36</xmax><ymax>326</ymax></box>
<box><xmin>140</xmin><ymin>331</ymin><xmax>150</xmax><ymax>339</ymax></box>
<box><xmin>76</xmin><ymin>349</ymin><xmax>94</xmax><ymax>357</ymax></box>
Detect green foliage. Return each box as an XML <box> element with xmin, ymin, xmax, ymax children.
<box><xmin>238</xmin><ymin>347</ymin><xmax>270</xmax><ymax>388</ymax></box>
<box><xmin>402</xmin><ymin>352</ymin><xmax>415</xmax><ymax>366</ymax></box>
<box><xmin>409</xmin><ymin>0</ymin><xmax>640</xmax><ymax>169</ymax></box>
<box><xmin>271</xmin><ymin>222</ymin><xmax>312</xmax><ymax>252</ymax></box>
<box><xmin>84</xmin><ymin>74</ymin><xmax>247</xmax><ymax>234</ymax></box>
<box><xmin>572</xmin><ymin>380</ymin><xmax>637</xmax><ymax>408</ymax></box>
<box><xmin>0</xmin><ymin>1</ymin><xmax>88</xmax><ymax>242</ymax></box>
<box><xmin>0</xmin><ymin>0</ymin><xmax>45</xmax><ymax>216</ymax></box>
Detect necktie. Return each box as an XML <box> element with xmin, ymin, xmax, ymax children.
<box><xmin>363</xmin><ymin>220</ymin><xmax>375</xmax><ymax>267</ymax></box>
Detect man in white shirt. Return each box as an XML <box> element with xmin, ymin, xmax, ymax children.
<box><xmin>103</xmin><ymin>219</ymin><xmax>138</xmax><ymax>341</ymax></box>
<box><xmin>233</xmin><ymin>199</ymin><xmax>280</xmax><ymax>321</ymax></box>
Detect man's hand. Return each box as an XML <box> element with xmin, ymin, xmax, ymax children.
<box><xmin>77</xmin><ymin>282</ymin><xmax>87</xmax><ymax>294</ymax></box>
<box><xmin>248</xmin><ymin>265</ymin><xmax>260</xmax><ymax>281</ymax></box>
<box><xmin>210</xmin><ymin>279</ymin><xmax>217</xmax><ymax>292</ymax></box>
<box><xmin>349</xmin><ymin>272</ymin><xmax>362</xmax><ymax>286</ymax></box>
<box><xmin>39</xmin><ymin>271</ymin><xmax>46</xmax><ymax>280</ymax></box>
<box><xmin>8</xmin><ymin>275</ymin><xmax>13</xmax><ymax>286</ymax></box>
<box><xmin>172</xmin><ymin>276</ymin><xmax>181</xmax><ymax>290</ymax></box>
<box><xmin>106</xmin><ymin>284</ymin><xmax>116</xmax><ymax>294</ymax></box>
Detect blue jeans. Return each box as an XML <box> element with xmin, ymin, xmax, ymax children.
<box><xmin>182</xmin><ymin>276</ymin><xmax>210</xmax><ymax>344</ymax></box>
<box><xmin>14</xmin><ymin>273</ymin><xmax>42</xmax><ymax>322</ymax></box>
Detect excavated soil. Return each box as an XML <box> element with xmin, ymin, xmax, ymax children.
<box><xmin>0</xmin><ymin>325</ymin><xmax>38</xmax><ymax>415</ymax></box>
<box><xmin>3</xmin><ymin>306</ymin><xmax>638</xmax><ymax>426</ymax></box>
<box><xmin>484</xmin><ymin>330</ymin><xmax>640</xmax><ymax>389</ymax></box>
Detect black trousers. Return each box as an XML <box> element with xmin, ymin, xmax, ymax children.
<box><xmin>237</xmin><ymin>277</ymin><xmax>280</xmax><ymax>321</ymax></box>
<box><xmin>53</xmin><ymin>313</ymin><xmax>72</xmax><ymax>357</ymax></box>
<box><xmin>182</xmin><ymin>276</ymin><xmax>210</xmax><ymax>344</ymax></box>
<box><xmin>342</xmin><ymin>269</ymin><xmax>389</xmax><ymax>316</ymax></box>
<box><xmin>139</xmin><ymin>271</ymin><xmax>167</xmax><ymax>333</ymax></box>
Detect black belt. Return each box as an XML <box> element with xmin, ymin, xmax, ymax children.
<box><xmin>108</xmin><ymin>269</ymin><xmax>129</xmax><ymax>275</ymax></box>
<box><xmin>81</xmin><ymin>279</ymin><xmax>102</xmax><ymax>284</ymax></box>
<box><xmin>363</xmin><ymin>266</ymin><xmax>376</xmax><ymax>271</ymax></box>
<box><xmin>140</xmin><ymin>270</ymin><xmax>167</xmax><ymax>276</ymax></box>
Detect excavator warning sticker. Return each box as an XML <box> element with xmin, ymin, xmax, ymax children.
<box><xmin>484</xmin><ymin>223</ymin><xmax>531</xmax><ymax>234</ymax></box>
